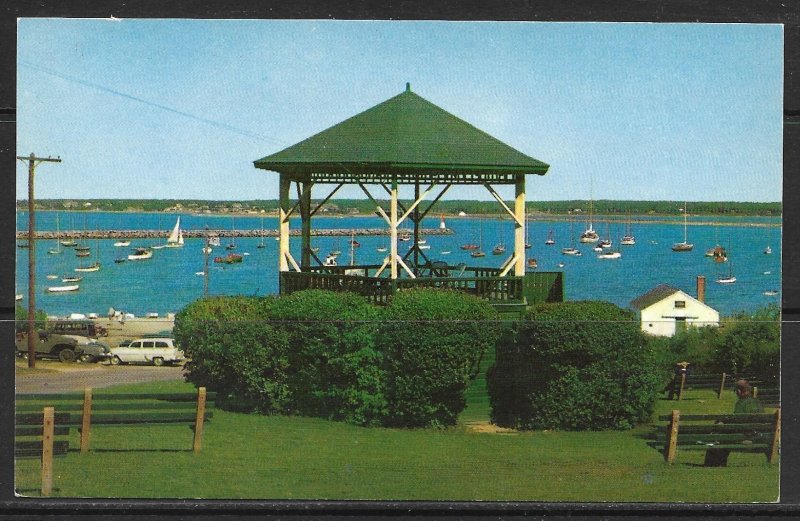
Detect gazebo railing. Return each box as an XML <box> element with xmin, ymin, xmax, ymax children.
<box><xmin>281</xmin><ymin>263</ymin><xmax>541</xmax><ymax>305</ymax></box>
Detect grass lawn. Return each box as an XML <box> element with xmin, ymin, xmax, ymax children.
<box><xmin>15</xmin><ymin>380</ymin><xmax>779</xmax><ymax>502</ymax></box>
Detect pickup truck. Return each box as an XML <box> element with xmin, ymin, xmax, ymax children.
<box><xmin>15</xmin><ymin>330</ymin><xmax>111</xmax><ymax>363</ymax></box>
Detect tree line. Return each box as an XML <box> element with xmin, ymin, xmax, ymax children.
<box><xmin>17</xmin><ymin>198</ymin><xmax>781</xmax><ymax>217</ymax></box>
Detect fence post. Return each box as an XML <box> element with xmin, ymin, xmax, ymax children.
<box><xmin>677</xmin><ymin>373</ymin><xmax>687</xmax><ymax>401</ymax></box>
<box><xmin>768</xmin><ymin>408</ymin><xmax>781</xmax><ymax>464</ymax></box>
<box><xmin>193</xmin><ymin>387</ymin><xmax>207</xmax><ymax>453</ymax></box>
<box><xmin>41</xmin><ymin>406</ymin><xmax>54</xmax><ymax>496</ymax></box>
<box><xmin>80</xmin><ymin>387</ymin><xmax>93</xmax><ymax>454</ymax></box>
<box><xmin>717</xmin><ymin>372</ymin><xmax>726</xmax><ymax>399</ymax></box>
<box><xmin>753</xmin><ymin>386</ymin><xmax>759</xmax><ymax>398</ymax></box>
<box><xmin>665</xmin><ymin>409</ymin><xmax>680</xmax><ymax>464</ymax></box>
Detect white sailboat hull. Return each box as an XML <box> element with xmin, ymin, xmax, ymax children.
<box><xmin>47</xmin><ymin>284</ymin><xmax>80</xmax><ymax>293</ymax></box>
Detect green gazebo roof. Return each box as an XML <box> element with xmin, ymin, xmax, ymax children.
<box><xmin>254</xmin><ymin>84</ymin><xmax>549</xmax><ymax>183</ymax></box>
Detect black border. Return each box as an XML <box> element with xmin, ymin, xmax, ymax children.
<box><xmin>1</xmin><ymin>1</ymin><xmax>798</xmax><ymax>518</ymax></box>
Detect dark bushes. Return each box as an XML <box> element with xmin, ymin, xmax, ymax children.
<box><xmin>378</xmin><ymin>289</ymin><xmax>500</xmax><ymax>428</ymax></box>
<box><xmin>173</xmin><ymin>296</ymin><xmax>290</xmax><ymax>413</ymax></box>
<box><xmin>488</xmin><ymin>301</ymin><xmax>662</xmax><ymax>430</ymax></box>
<box><xmin>174</xmin><ymin>289</ymin><xmax>499</xmax><ymax>428</ymax></box>
<box><xmin>271</xmin><ymin>290</ymin><xmax>385</xmax><ymax>425</ymax></box>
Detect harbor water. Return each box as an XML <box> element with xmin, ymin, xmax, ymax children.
<box><xmin>16</xmin><ymin>211</ymin><xmax>781</xmax><ymax>318</ymax></box>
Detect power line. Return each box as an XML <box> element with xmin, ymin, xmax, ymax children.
<box><xmin>19</xmin><ymin>60</ymin><xmax>287</xmax><ymax>146</ymax></box>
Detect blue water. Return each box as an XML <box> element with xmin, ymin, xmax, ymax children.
<box><xmin>16</xmin><ymin>211</ymin><xmax>782</xmax><ymax>318</ymax></box>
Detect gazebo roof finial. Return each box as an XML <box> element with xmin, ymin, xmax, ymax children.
<box><xmin>405</xmin><ymin>82</ymin><xmax>411</xmax><ymax>92</ymax></box>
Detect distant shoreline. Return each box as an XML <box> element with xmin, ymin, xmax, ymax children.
<box><xmin>16</xmin><ymin>208</ymin><xmax>782</xmax><ymax>226</ymax></box>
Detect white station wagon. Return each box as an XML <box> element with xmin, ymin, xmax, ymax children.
<box><xmin>109</xmin><ymin>337</ymin><xmax>185</xmax><ymax>366</ymax></box>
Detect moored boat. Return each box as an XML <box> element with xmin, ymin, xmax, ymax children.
<box><xmin>47</xmin><ymin>284</ymin><xmax>80</xmax><ymax>293</ymax></box>
<box><xmin>597</xmin><ymin>251</ymin><xmax>622</xmax><ymax>259</ymax></box>
<box><xmin>527</xmin><ymin>258</ymin><xmax>538</xmax><ymax>269</ymax></box>
<box><xmin>128</xmin><ymin>247</ymin><xmax>153</xmax><ymax>261</ymax></box>
<box><xmin>672</xmin><ymin>202</ymin><xmax>693</xmax><ymax>252</ymax></box>
<box><xmin>165</xmin><ymin>217</ymin><xmax>185</xmax><ymax>248</ymax></box>
<box><xmin>74</xmin><ymin>262</ymin><xmax>100</xmax><ymax>273</ymax></box>
<box><xmin>114</xmin><ymin>240</ymin><xmax>131</xmax><ymax>247</ymax></box>
<box><xmin>214</xmin><ymin>253</ymin><xmax>243</xmax><ymax>264</ymax></box>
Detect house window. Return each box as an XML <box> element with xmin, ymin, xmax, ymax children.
<box><xmin>674</xmin><ymin>300</ymin><xmax>686</xmax><ymax>309</ymax></box>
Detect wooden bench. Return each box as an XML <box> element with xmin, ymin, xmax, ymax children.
<box><xmin>754</xmin><ymin>386</ymin><xmax>780</xmax><ymax>408</ymax></box>
<box><xmin>647</xmin><ymin>409</ymin><xmax>780</xmax><ymax>465</ymax></box>
<box><xmin>16</xmin><ymin>387</ymin><xmax>215</xmax><ymax>454</ymax></box>
<box><xmin>665</xmin><ymin>372</ymin><xmax>775</xmax><ymax>401</ymax></box>
<box><xmin>15</xmin><ymin>407</ymin><xmax>70</xmax><ymax>496</ymax></box>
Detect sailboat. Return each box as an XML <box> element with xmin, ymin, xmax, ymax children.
<box><xmin>764</xmin><ymin>226</ymin><xmax>773</xmax><ymax>254</ymax></box>
<box><xmin>524</xmin><ymin>211</ymin><xmax>531</xmax><ymax>249</ymax></box>
<box><xmin>671</xmin><ymin>202</ymin><xmax>694</xmax><ymax>252</ymax></box>
<box><xmin>48</xmin><ymin>214</ymin><xmax>62</xmax><ymax>254</ymax></box>
<box><xmin>470</xmin><ymin>219</ymin><xmax>486</xmax><ymax>258</ymax></box>
<box><xmin>717</xmin><ymin>262</ymin><xmax>737</xmax><ymax>284</ymax></box>
<box><xmin>716</xmin><ymin>237</ymin><xmax>736</xmax><ymax>283</ymax></box>
<box><xmin>580</xmin><ymin>182</ymin><xmax>599</xmax><ymax>243</ymax></box>
<box><xmin>492</xmin><ymin>220</ymin><xmax>506</xmax><ymax>254</ymax></box>
<box><xmin>257</xmin><ymin>218</ymin><xmax>266</xmax><ymax>249</ymax></box>
<box><xmin>562</xmin><ymin>216</ymin><xmax>582</xmax><ymax>256</ymax></box>
<box><xmin>620</xmin><ymin>212</ymin><xmax>636</xmax><ymax>245</ymax></box>
<box><xmin>226</xmin><ymin>217</ymin><xmax>237</xmax><ymax>250</ymax></box>
<box><xmin>60</xmin><ymin>215</ymin><xmax>77</xmax><ymax>246</ymax></box>
<box><xmin>75</xmin><ymin>237</ymin><xmax>101</xmax><ymax>272</ymax></box>
<box><xmin>349</xmin><ymin>232</ymin><xmax>357</xmax><ymax>266</ymax></box>
<box><xmin>597</xmin><ymin>231</ymin><xmax>622</xmax><ymax>259</ymax></box>
<box><xmin>114</xmin><ymin>239</ymin><xmax>131</xmax><ymax>247</ymax></box>
<box><xmin>545</xmin><ymin>228</ymin><xmax>555</xmax><ymax>246</ymax></box>
<box><xmin>165</xmin><ymin>216</ymin><xmax>185</xmax><ymax>248</ymax></box>
<box><xmin>461</xmin><ymin>218</ymin><xmax>480</xmax><ymax>250</ymax></box>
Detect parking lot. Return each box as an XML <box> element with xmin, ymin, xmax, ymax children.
<box><xmin>15</xmin><ymin>360</ymin><xmax>185</xmax><ymax>394</ymax></box>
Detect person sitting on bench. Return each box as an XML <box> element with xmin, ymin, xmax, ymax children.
<box><xmin>704</xmin><ymin>379</ymin><xmax>764</xmax><ymax>467</ymax></box>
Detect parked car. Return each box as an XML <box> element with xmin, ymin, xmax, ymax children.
<box><xmin>15</xmin><ymin>330</ymin><xmax>111</xmax><ymax>363</ymax></box>
<box><xmin>109</xmin><ymin>337</ymin><xmax>185</xmax><ymax>366</ymax></box>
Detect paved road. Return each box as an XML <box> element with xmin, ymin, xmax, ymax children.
<box><xmin>15</xmin><ymin>363</ymin><xmax>186</xmax><ymax>394</ymax></box>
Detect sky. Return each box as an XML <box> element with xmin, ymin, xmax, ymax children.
<box><xmin>16</xmin><ymin>19</ymin><xmax>783</xmax><ymax>203</ymax></box>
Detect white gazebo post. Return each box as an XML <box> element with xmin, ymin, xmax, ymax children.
<box><xmin>390</xmin><ymin>179</ymin><xmax>398</xmax><ymax>280</ymax></box>
<box><xmin>278</xmin><ymin>175</ymin><xmax>291</xmax><ymax>272</ymax></box>
<box><xmin>514</xmin><ymin>174</ymin><xmax>526</xmax><ymax>276</ymax></box>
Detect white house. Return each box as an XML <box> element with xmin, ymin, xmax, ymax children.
<box><xmin>630</xmin><ymin>279</ymin><xmax>719</xmax><ymax>337</ymax></box>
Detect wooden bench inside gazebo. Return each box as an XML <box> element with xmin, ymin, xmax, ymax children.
<box><xmin>254</xmin><ymin>84</ymin><xmax>563</xmax><ymax>312</ymax></box>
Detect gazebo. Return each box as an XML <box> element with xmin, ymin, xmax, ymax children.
<box><xmin>254</xmin><ymin>84</ymin><xmax>563</xmax><ymax>311</ymax></box>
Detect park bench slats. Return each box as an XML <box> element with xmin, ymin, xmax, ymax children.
<box><xmin>16</xmin><ymin>391</ymin><xmax>217</xmax><ymax>402</ymax></box>
<box><xmin>15</xmin><ymin>440</ymin><xmax>69</xmax><ymax>459</ymax></box>
<box><xmin>17</xmin><ymin>401</ymin><xmax>200</xmax><ymax>413</ymax></box>
<box><xmin>650</xmin><ymin>408</ymin><xmax>780</xmax><ymax>464</ymax></box>
<box><xmin>15</xmin><ymin>387</ymin><xmax>212</xmax><ymax>496</ymax></box>
<box><xmin>15</xmin><ymin>426</ymin><xmax>71</xmax><ymax>437</ymax></box>
<box><xmin>656</xmin><ymin>413</ymin><xmax>775</xmax><ymax>423</ymax></box>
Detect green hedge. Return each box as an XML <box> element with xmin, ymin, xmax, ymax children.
<box><xmin>270</xmin><ymin>290</ymin><xmax>386</xmax><ymax>425</ymax></box>
<box><xmin>378</xmin><ymin>289</ymin><xmax>500</xmax><ymax>428</ymax></box>
<box><xmin>488</xmin><ymin>301</ymin><xmax>661</xmax><ymax>430</ymax></box>
<box><xmin>173</xmin><ymin>296</ymin><xmax>290</xmax><ymax>413</ymax></box>
<box><xmin>174</xmin><ymin>289</ymin><xmax>498</xmax><ymax>428</ymax></box>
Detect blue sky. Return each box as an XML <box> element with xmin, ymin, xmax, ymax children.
<box><xmin>17</xmin><ymin>20</ymin><xmax>783</xmax><ymax>202</ymax></box>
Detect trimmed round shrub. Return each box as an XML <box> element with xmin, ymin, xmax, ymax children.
<box><xmin>174</xmin><ymin>296</ymin><xmax>290</xmax><ymax>413</ymax></box>
<box><xmin>377</xmin><ymin>289</ymin><xmax>500</xmax><ymax>428</ymax></box>
<box><xmin>270</xmin><ymin>290</ymin><xmax>386</xmax><ymax>426</ymax></box>
<box><xmin>488</xmin><ymin>301</ymin><xmax>661</xmax><ymax>430</ymax></box>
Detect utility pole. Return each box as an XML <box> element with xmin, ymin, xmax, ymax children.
<box><xmin>17</xmin><ymin>153</ymin><xmax>61</xmax><ymax>368</ymax></box>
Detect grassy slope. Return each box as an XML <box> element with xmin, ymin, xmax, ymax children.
<box><xmin>15</xmin><ymin>381</ymin><xmax>778</xmax><ymax>502</ymax></box>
